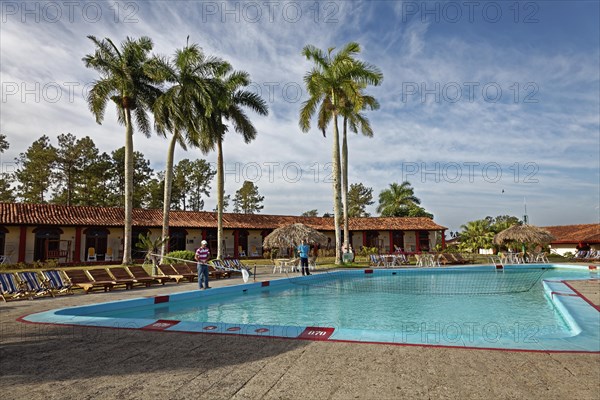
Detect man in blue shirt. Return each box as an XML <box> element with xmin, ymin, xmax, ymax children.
<box><xmin>297</xmin><ymin>239</ymin><xmax>311</xmax><ymax>276</ymax></box>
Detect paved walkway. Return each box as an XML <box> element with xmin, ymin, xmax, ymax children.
<box><xmin>1</xmin><ymin>267</ymin><xmax>599</xmax><ymax>399</ymax></box>
<box><xmin>567</xmin><ymin>279</ymin><xmax>600</xmax><ymax>308</ymax></box>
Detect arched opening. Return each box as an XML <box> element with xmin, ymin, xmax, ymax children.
<box><xmin>238</xmin><ymin>229</ymin><xmax>249</xmax><ymax>257</ymax></box>
<box><xmin>33</xmin><ymin>227</ymin><xmax>63</xmax><ymax>261</ymax></box>
<box><xmin>392</xmin><ymin>231</ymin><xmax>405</xmax><ymax>252</ymax></box>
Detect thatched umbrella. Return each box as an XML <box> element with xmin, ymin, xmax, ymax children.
<box><xmin>263</xmin><ymin>223</ymin><xmax>328</xmax><ymax>249</ymax></box>
<box><xmin>493</xmin><ymin>224</ymin><xmax>555</xmax><ymax>249</ymax></box>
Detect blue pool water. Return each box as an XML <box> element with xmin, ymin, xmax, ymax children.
<box><xmin>23</xmin><ymin>265</ymin><xmax>600</xmax><ymax>351</ymax></box>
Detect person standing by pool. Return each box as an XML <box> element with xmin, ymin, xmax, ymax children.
<box><xmin>297</xmin><ymin>239</ymin><xmax>311</xmax><ymax>276</ymax></box>
<box><xmin>195</xmin><ymin>240</ymin><xmax>211</xmax><ymax>289</ymax></box>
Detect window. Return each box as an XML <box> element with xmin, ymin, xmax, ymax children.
<box><xmin>169</xmin><ymin>229</ymin><xmax>187</xmax><ymax>252</ymax></box>
<box><xmin>418</xmin><ymin>231</ymin><xmax>430</xmax><ymax>252</ymax></box>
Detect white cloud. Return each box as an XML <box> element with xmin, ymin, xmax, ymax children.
<box><xmin>1</xmin><ymin>1</ymin><xmax>598</xmax><ymax>232</ymax></box>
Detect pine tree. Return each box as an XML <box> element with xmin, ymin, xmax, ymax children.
<box><xmin>15</xmin><ymin>135</ymin><xmax>57</xmax><ymax>203</ymax></box>
<box><xmin>347</xmin><ymin>183</ymin><xmax>374</xmax><ymax>217</ymax></box>
<box><xmin>233</xmin><ymin>181</ymin><xmax>264</xmax><ymax>214</ymax></box>
<box><xmin>301</xmin><ymin>209</ymin><xmax>319</xmax><ymax>217</ymax></box>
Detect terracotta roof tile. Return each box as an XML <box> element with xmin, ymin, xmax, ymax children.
<box><xmin>544</xmin><ymin>224</ymin><xmax>600</xmax><ymax>244</ymax></box>
<box><xmin>0</xmin><ymin>203</ymin><xmax>446</xmax><ymax>231</ymax></box>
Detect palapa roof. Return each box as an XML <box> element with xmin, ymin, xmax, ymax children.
<box><xmin>263</xmin><ymin>223</ymin><xmax>329</xmax><ymax>248</ymax></box>
<box><xmin>0</xmin><ymin>203</ymin><xmax>446</xmax><ymax>231</ymax></box>
<box><xmin>543</xmin><ymin>224</ymin><xmax>600</xmax><ymax>244</ymax></box>
<box><xmin>493</xmin><ymin>224</ymin><xmax>555</xmax><ymax>245</ymax></box>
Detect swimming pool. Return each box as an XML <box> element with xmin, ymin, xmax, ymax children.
<box><xmin>21</xmin><ymin>265</ymin><xmax>600</xmax><ymax>352</ymax></box>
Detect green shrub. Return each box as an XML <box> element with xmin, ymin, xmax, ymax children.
<box><xmin>164</xmin><ymin>250</ymin><xmax>195</xmax><ymax>263</ymax></box>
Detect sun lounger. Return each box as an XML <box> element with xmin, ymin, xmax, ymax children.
<box><xmin>157</xmin><ymin>264</ymin><xmax>186</xmax><ymax>283</ymax></box>
<box><xmin>208</xmin><ymin>264</ymin><xmax>227</xmax><ymax>279</ymax></box>
<box><xmin>0</xmin><ymin>273</ymin><xmax>29</xmax><ymax>301</ymax></box>
<box><xmin>109</xmin><ymin>267</ymin><xmax>153</xmax><ymax>288</ymax></box>
<box><xmin>88</xmin><ymin>268</ymin><xmax>133</xmax><ymax>290</ymax></box>
<box><xmin>571</xmin><ymin>251</ymin><xmax>589</xmax><ymax>261</ymax></box>
<box><xmin>42</xmin><ymin>270</ymin><xmax>73</xmax><ymax>295</ymax></box>
<box><xmin>369</xmin><ymin>254</ymin><xmax>383</xmax><ymax>267</ymax></box>
<box><xmin>209</xmin><ymin>260</ymin><xmax>230</xmax><ymax>278</ymax></box>
<box><xmin>63</xmin><ymin>269</ymin><xmax>114</xmax><ymax>293</ymax></box>
<box><xmin>170</xmin><ymin>263</ymin><xmax>197</xmax><ymax>282</ymax></box>
<box><xmin>127</xmin><ymin>266</ymin><xmax>170</xmax><ymax>285</ymax></box>
<box><xmin>450</xmin><ymin>253</ymin><xmax>470</xmax><ymax>264</ymax></box>
<box><xmin>17</xmin><ymin>271</ymin><xmax>54</xmax><ymax>298</ymax></box>
<box><xmin>225</xmin><ymin>259</ymin><xmax>252</xmax><ymax>275</ymax></box>
<box><xmin>229</xmin><ymin>259</ymin><xmax>250</xmax><ymax>271</ymax></box>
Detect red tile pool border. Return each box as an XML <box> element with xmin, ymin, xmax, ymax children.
<box><xmin>562</xmin><ymin>280</ymin><xmax>600</xmax><ymax>312</ymax></box>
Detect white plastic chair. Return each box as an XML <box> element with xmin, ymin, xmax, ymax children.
<box><xmin>105</xmin><ymin>248</ymin><xmax>113</xmax><ymax>261</ymax></box>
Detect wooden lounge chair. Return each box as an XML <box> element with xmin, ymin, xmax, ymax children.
<box><xmin>127</xmin><ymin>266</ymin><xmax>170</xmax><ymax>285</ymax></box>
<box><xmin>450</xmin><ymin>253</ymin><xmax>469</xmax><ymax>264</ymax></box>
<box><xmin>0</xmin><ymin>273</ymin><xmax>29</xmax><ymax>301</ymax></box>
<box><xmin>439</xmin><ymin>254</ymin><xmax>453</xmax><ymax>265</ymax></box>
<box><xmin>170</xmin><ymin>263</ymin><xmax>197</xmax><ymax>282</ymax></box>
<box><xmin>108</xmin><ymin>267</ymin><xmax>152</xmax><ymax>288</ymax></box>
<box><xmin>88</xmin><ymin>268</ymin><xmax>133</xmax><ymax>290</ymax></box>
<box><xmin>42</xmin><ymin>270</ymin><xmax>73</xmax><ymax>295</ymax></box>
<box><xmin>17</xmin><ymin>271</ymin><xmax>54</xmax><ymax>298</ymax></box>
<box><xmin>63</xmin><ymin>269</ymin><xmax>114</xmax><ymax>293</ymax></box>
<box><xmin>157</xmin><ymin>264</ymin><xmax>185</xmax><ymax>283</ymax></box>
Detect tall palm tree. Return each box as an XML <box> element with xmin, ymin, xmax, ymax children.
<box><xmin>150</xmin><ymin>41</ymin><xmax>224</xmax><ymax>261</ymax></box>
<box><xmin>200</xmin><ymin>67</ymin><xmax>268</xmax><ymax>259</ymax></box>
<box><xmin>83</xmin><ymin>36</ymin><xmax>161</xmax><ymax>264</ymax></box>
<box><xmin>377</xmin><ymin>181</ymin><xmax>421</xmax><ymax>217</ymax></box>
<box><xmin>300</xmin><ymin>42</ymin><xmax>382</xmax><ymax>264</ymax></box>
<box><xmin>340</xmin><ymin>93</ymin><xmax>380</xmax><ymax>252</ymax></box>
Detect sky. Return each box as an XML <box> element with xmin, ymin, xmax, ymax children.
<box><xmin>1</xmin><ymin>0</ymin><xmax>599</xmax><ymax>234</ymax></box>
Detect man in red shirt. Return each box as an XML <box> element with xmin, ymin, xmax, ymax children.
<box><xmin>195</xmin><ymin>240</ymin><xmax>211</xmax><ymax>289</ymax></box>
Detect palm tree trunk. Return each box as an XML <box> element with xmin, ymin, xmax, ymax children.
<box><xmin>122</xmin><ymin>108</ymin><xmax>134</xmax><ymax>265</ymax></box>
<box><xmin>216</xmin><ymin>137</ymin><xmax>224</xmax><ymax>259</ymax></box>
<box><xmin>160</xmin><ymin>134</ymin><xmax>177</xmax><ymax>264</ymax></box>
<box><xmin>342</xmin><ymin>117</ymin><xmax>349</xmax><ymax>254</ymax></box>
<box><xmin>332</xmin><ymin>113</ymin><xmax>343</xmax><ymax>265</ymax></box>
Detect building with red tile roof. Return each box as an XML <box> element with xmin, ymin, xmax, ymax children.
<box><xmin>544</xmin><ymin>224</ymin><xmax>600</xmax><ymax>255</ymax></box>
<box><xmin>0</xmin><ymin>203</ymin><xmax>446</xmax><ymax>264</ymax></box>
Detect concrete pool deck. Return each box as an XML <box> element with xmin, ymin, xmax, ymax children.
<box><xmin>1</xmin><ymin>266</ymin><xmax>599</xmax><ymax>399</ymax></box>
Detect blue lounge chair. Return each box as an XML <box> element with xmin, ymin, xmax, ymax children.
<box><xmin>227</xmin><ymin>259</ymin><xmax>252</xmax><ymax>275</ymax></box>
<box><xmin>42</xmin><ymin>270</ymin><xmax>73</xmax><ymax>295</ymax></box>
<box><xmin>369</xmin><ymin>254</ymin><xmax>383</xmax><ymax>267</ymax></box>
<box><xmin>0</xmin><ymin>273</ymin><xmax>29</xmax><ymax>301</ymax></box>
<box><xmin>17</xmin><ymin>271</ymin><xmax>54</xmax><ymax>298</ymax></box>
